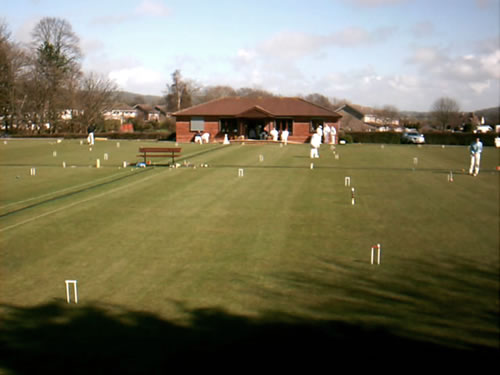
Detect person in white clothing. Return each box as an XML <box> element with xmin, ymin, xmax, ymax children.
<box><xmin>87</xmin><ymin>124</ymin><xmax>95</xmax><ymax>145</ymax></box>
<box><xmin>469</xmin><ymin>138</ymin><xmax>483</xmax><ymax>176</ymax></box>
<box><xmin>281</xmin><ymin>129</ymin><xmax>289</xmax><ymax>145</ymax></box>
<box><xmin>310</xmin><ymin>132</ymin><xmax>321</xmax><ymax>158</ymax></box>
<box><xmin>201</xmin><ymin>132</ymin><xmax>210</xmax><ymax>144</ymax></box>
<box><xmin>316</xmin><ymin>125</ymin><xmax>323</xmax><ymax>143</ymax></box>
<box><xmin>194</xmin><ymin>131</ymin><xmax>203</xmax><ymax>144</ymax></box>
<box><xmin>270</xmin><ymin>128</ymin><xmax>279</xmax><ymax>141</ymax></box>
<box><xmin>323</xmin><ymin>124</ymin><xmax>331</xmax><ymax>144</ymax></box>
<box><xmin>330</xmin><ymin>126</ymin><xmax>337</xmax><ymax>144</ymax></box>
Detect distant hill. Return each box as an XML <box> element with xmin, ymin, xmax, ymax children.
<box><xmin>115</xmin><ymin>91</ymin><xmax>164</xmax><ymax>106</ymax></box>
<box><xmin>474</xmin><ymin>107</ymin><xmax>500</xmax><ymax>125</ymax></box>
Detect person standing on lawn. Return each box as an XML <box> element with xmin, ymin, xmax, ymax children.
<box><xmin>87</xmin><ymin>124</ymin><xmax>96</xmax><ymax>145</ymax></box>
<box><xmin>469</xmin><ymin>137</ymin><xmax>483</xmax><ymax>176</ymax></box>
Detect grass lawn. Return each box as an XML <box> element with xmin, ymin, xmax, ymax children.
<box><xmin>0</xmin><ymin>138</ymin><xmax>498</xmax><ymax>372</ymax></box>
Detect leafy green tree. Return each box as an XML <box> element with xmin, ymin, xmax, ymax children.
<box><xmin>30</xmin><ymin>17</ymin><xmax>82</xmax><ymax>133</ymax></box>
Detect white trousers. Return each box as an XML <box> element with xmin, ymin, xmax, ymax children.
<box><xmin>87</xmin><ymin>132</ymin><xmax>94</xmax><ymax>145</ymax></box>
<box><xmin>469</xmin><ymin>153</ymin><xmax>481</xmax><ymax>176</ymax></box>
<box><xmin>310</xmin><ymin>148</ymin><xmax>319</xmax><ymax>158</ymax></box>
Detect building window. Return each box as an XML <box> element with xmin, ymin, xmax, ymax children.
<box><xmin>275</xmin><ymin>118</ymin><xmax>293</xmax><ymax>135</ymax></box>
<box><xmin>190</xmin><ymin>117</ymin><xmax>205</xmax><ymax>131</ymax></box>
<box><xmin>310</xmin><ymin>119</ymin><xmax>324</xmax><ymax>132</ymax></box>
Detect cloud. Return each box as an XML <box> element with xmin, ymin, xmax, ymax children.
<box><xmin>108</xmin><ymin>66</ymin><xmax>166</xmax><ymax>94</ymax></box>
<box><xmin>408</xmin><ymin>45</ymin><xmax>500</xmax><ymax>82</ymax></box>
<box><xmin>410</xmin><ymin>21</ymin><xmax>436</xmax><ymax>39</ymax></box>
<box><xmin>480</xmin><ymin>49</ymin><xmax>500</xmax><ymax>79</ymax></box>
<box><xmin>12</xmin><ymin>17</ymin><xmax>38</xmax><ymax>44</ymax></box>
<box><xmin>328</xmin><ymin>26</ymin><xmax>396</xmax><ymax>47</ymax></box>
<box><xmin>91</xmin><ymin>0</ymin><xmax>171</xmax><ymax>25</ymax></box>
<box><xmin>135</xmin><ymin>0</ymin><xmax>171</xmax><ymax>17</ymax></box>
<box><xmin>252</xmin><ymin>26</ymin><xmax>396</xmax><ymax>61</ymax></box>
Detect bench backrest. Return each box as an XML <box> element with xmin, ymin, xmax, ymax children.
<box><xmin>139</xmin><ymin>147</ymin><xmax>181</xmax><ymax>153</ymax></box>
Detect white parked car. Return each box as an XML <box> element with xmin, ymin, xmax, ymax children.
<box><xmin>475</xmin><ymin>125</ymin><xmax>493</xmax><ymax>133</ymax></box>
<box><xmin>401</xmin><ymin>132</ymin><xmax>425</xmax><ymax>144</ymax></box>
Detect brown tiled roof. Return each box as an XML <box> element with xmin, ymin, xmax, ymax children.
<box><xmin>173</xmin><ymin>97</ymin><xmax>341</xmax><ymax>118</ymax></box>
<box><xmin>134</xmin><ymin>104</ymin><xmax>155</xmax><ymax>112</ymax></box>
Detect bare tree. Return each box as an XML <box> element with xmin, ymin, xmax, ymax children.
<box><xmin>235</xmin><ymin>87</ymin><xmax>274</xmax><ymax>98</ymax></box>
<box><xmin>431</xmin><ymin>97</ymin><xmax>460</xmax><ymax>131</ymax></box>
<box><xmin>303</xmin><ymin>93</ymin><xmax>334</xmax><ymax>110</ymax></box>
<box><xmin>0</xmin><ymin>20</ymin><xmax>28</xmax><ymax>133</ymax></box>
<box><xmin>76</xmin><ymin>72</ymin><xmax>117</xmax><ymax>132</ymax></box>
<box><xmin>378</xmin><ymin>105</ymin><xmax>400</xmax><ymax>128</ymax></box>
<box><xmin>165</xmin><ymin>70</ymin><xmax>198</xmax><ymax>112</ymax></box>
<box><xmin>195</xmin><ymin>85</ymin><xmax>237</xmax><ymax>104</ymax></box>
<box><xmin>30</xmin><ymin>17</ymin><xmax>82</xmax><ymax>132</ymax></box>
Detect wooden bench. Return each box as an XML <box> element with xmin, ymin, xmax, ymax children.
<box><xmin>137</xmin><ymin>147</ymin><xmax>182</xmax><ymax>165</ymax></box>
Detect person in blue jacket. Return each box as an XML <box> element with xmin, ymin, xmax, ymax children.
<box><xmin>469</xmin><ymin>137</ymin><xmax>483</xmax><ymax>176</ymax></box>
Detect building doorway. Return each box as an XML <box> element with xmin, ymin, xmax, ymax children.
<box><xmin>244</xmin><ymin>119</ymin><xmax>266</xmax><ymax>139</ymax></box>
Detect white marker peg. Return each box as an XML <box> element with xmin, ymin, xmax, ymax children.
<box><xmin>122</xmin><ymin>161</ymin><xmax>128</xmax><ymax>168</ymax></box>
<box><xmin>310</xmin><ymin>163</ymin><xmax>314</xmax><ymax>170</ymax></box>
<box><xmin>62</xmin><ymin>161</ymin><xmax>66</xmax><ymax>168</ymax></box>
<box><xmin>259</xmin><ymin>154</ymin><xmax>264</xmax><ymax>162</ymax></box>
<box><xmin>116</xmin><ymin>142</ymin><xmax>120</xmax><ymax>148</ymax></box>
<box><xmin>371</xmin><ymin>244</ymin><xmax>381</xmax><ymax>265</ymax></box>
<box><xmin>96</xmin><ymin>159</ymin><xmax>101</xmax><ymax>168</ymax></box>
<box><xmin>351</xmin><ymin>187</ymin><xmax>355</xmax><ymax>205</ymax></box>
<box><xmin>30</xmin><ymin>167</ymin><xmax>36</xmax><ymax>176</ymax></box>
<box><xmin>345</xmin><ymin>176</ymin><xmax>351</xmax><ymax>187</ymax></box>
<box><xmin>65</xmin><ymin>280</ymin><xmax>78</xmax><ymax>303</ymax></box>
<box><xmin>238</xmin><ymin>168</ymin><xmax>244</xmax><ymax>177</ymax></box>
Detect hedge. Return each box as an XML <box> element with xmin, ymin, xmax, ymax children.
<box><xmin>345</xmin><ymin>132</ymin><xmax>498</xmax><ymax>146</ymax></box>
<box><xmin>6</xmin><ymin>131</ymin><xmax>498</xmax><ymax>146</ymax></box>
<box><xmin>7</xmin><ymin>132</ymin><xmax>176</xmax><ymax>141</ymax></box>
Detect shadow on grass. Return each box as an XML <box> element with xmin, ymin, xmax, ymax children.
<box><xmin>0</xmin><ymin>299</ymin><xmax>496</xmax><ymax>374</ymax></box>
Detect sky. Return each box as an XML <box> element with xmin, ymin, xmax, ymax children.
<box><xmin>3</xmin><ymin>0</ymin><xmax>500</xmax><ymax>111</ymax></box>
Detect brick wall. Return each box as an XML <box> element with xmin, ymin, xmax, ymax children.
<box><xmin>176</xmin><ymin>118</ymin><xmax>340</xmax><ymax>144</ymax></box>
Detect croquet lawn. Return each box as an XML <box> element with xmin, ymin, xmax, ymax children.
<box><xmin>0</xmin><ymin>138</ymin><xmax>498</xmax><ymax>372</ymax></box>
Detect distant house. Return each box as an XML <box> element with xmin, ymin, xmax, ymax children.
<box><xmin>103</xmin><ymin>104</ymin><xmax>137</xmax><ymax>123</ymax></box>
<box><xmin>60</xmin><ymin>109</ymin><xmax>83</xmax><ymax>121</ymax></box>
<box><xmin>364</xmin><ymin>114</ymin><xmax>400</xmax><ymax>129</ymax></box>
<box><xmin>336</xmin><ymin>104</ymin><xmax>375</xmax><ymax>132</ymax></box>
<box><xmin>154</xmin><ymin>105</ymin><xmax>171</xmax><ymax>120</ymax></box>
<box><xmin>172</xmin><ymin>97</ymin><xmax>342</xmax><ymax>143</ymax></box>
<box><xmin>134</xmin><ymin>104</ymin><xmax>160</xmax><ymax>122</ymax></box>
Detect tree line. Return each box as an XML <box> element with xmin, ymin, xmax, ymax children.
<box><xmin>2</xmin><ymin>17</ymin><xmax>482</xmax><ymax>136</ymax></box>
<box><xmin>1</xmin><ymin>18</ymin><xmax>116</xmax><ymax>134</ymax></box>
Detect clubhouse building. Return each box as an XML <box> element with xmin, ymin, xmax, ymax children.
<box><xmin>173</xmin><ymin>97</ymin><xmax>342</xmax><ymax>143</ymax></box>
